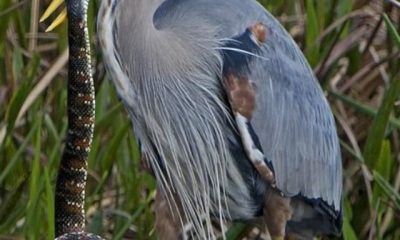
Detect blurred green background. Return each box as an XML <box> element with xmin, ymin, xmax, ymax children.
<box><xmin>0</xmin><ymin>0</ymin><xmax>399</xmax><ymax>239</ymax></box>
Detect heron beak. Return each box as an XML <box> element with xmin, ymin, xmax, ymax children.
<box><xmin>40</xmin><ymin>0</ymin><xmax>67</xmax><ymax>32</ymax></box>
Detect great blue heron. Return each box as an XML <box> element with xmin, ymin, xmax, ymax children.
<box><xmin>44</xmin><ymin>0</ymin><xmax>343</xmax><ymax>239</ymax></box>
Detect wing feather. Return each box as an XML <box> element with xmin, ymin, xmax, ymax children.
<box><xmin>220</xmin><ymin>5</ymin><xmax>342</xmax><ymax>212</ymax></box>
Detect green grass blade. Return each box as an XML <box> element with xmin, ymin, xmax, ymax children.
<box><xmin>224</xmin><ymin>222</ymin><xmax>247</xmax><ymax>240</ymax></box>
<box><xmin>343</xmin><ymin>216</ymin><xmax>358</xmax><ymax>240</ymax></box>
<box><xmin>24</xmin><ymin>112</ymin><xmax>43</xmax><ymax>238</ymax></box>
<box><xmin>305</xmin><ymin>0</ymin><xmax>320</xmax><ymax>66</ymax></box>
<box><xmin>343</xmin><ymin>199</ymin><xmax>357</xmax><ymax>240</ymax></box>
<box><xmin>5</xmin><ymin>54</ymin><xmax>39</xmax><ymax>136</ymax></box>
<box><xmin>373</xmin><ymin>171</ymin><xmax>400</xmax><ymax>209</ymax></box>
<box><xmin>383</xmin><ymin>14</ymin><xmax>400</xmax><ymax>48</ymax></box>
<box><xmin>0</xmin><ymin>204</ymin><xmax>25</xmax><ymax>233</ymax></box>
<box><xmin>113</xmin><ymin>191</ymin><xmax>155</xmax><ymax>240</ymax></box>
<box><xmin>0</xmin><ymin>120</ymin><xmax>38</xmax><ymax>184</ymax></box>
<box><xmin>362</xmin><ymin>71</ymin><xmax>400</xmax><ymax>168</ymax></box>
<box><xmin>329</xmin><ymin>90</ymin><xmax>400</xmax><ymax>129</ymax></box>
<box><xmin>0</xmin><ymin>0</ymin><xmax>12</xmax><ymax>56</ymax></box>
<box><xmin>44</xmin><ymin>168</ymin><xmax>55</xmax><ymax>240</ymax></box>
<box><xmin>0</xmin><ymin>180</ymin><xmax>26</xmax><ymax>229</ymax></box>
<box><xmin>362</xmin><ymin>14</ymin><xmax>400</xmax><ymax>168</ymax></box>
<box><xmin>372</xmin><ymin>141</ymin><xmax>393</xmax><ymax>212</ymax></box>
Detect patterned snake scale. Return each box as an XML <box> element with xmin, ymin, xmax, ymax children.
<box><xmin>54</xmin><ymin>0</ymin><xmax>101</xmax><ymax>239</ymax></box>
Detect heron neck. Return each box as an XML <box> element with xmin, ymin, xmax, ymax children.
<box><xmin>98</xmin><ymin>0</ymin><xmax>221</xmax><ymax>106</ymax></box>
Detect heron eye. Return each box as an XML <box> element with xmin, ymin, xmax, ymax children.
<box><xmin>40</xmin><ymin>0</ymin><xmax>67</xmax><ymax>32</ymax></box>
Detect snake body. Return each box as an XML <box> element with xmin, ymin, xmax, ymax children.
<box><xmin>54</xmin><ymin>0</ymin><xmax>98</xmax><ymax>238</ymax></box>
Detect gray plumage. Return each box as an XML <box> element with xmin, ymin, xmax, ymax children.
<box><xmin>97</xmin><ymin>0</ymin><xmax>342</xmax><ymax>239</ymax></box>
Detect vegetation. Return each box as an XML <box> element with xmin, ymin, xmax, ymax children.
<box><xmin>0</xmin><ymin>0</ymin><xmax>399</xmax><ymax>239</ymax></box>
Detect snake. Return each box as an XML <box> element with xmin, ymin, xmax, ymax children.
<box><xmin>53</xmin><ymin>0</ymin><xmax>101</xmax><ymax>239</ymax></box>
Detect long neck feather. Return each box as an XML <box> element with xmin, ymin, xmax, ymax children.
<box><xmin>98</xmin><ymin>1</ymin><xmax>256</xmax><ymax>239</ymax></box>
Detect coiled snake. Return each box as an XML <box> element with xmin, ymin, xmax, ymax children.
<box><xmin>53</xmin><ymin>0</ymin><xmax>101</xmax><ymax>239</ymax></box>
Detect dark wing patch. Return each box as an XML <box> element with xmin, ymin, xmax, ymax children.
<box><xmin>221</xmin><ymin>23</ymin><xmax>276</xmax><ymax>187</ymax></box>
<box><xmin>222</xmin><ymin>22</ymin><xmax>267</xmax><ymax>75</ymax></box>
